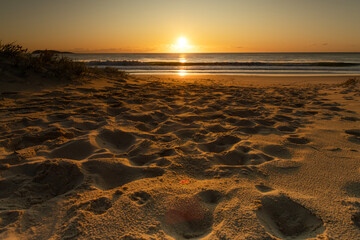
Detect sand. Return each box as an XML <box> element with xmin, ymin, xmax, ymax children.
<box><xmin>0</xmin><ymin>74</ymin><xmax>360</xmax><ymax>239</ymax></box>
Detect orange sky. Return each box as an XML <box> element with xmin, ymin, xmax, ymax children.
<box><xmin>1</xmin><ymin>0</ymin><xmax>360</xmax><ymax>53</ymax></box>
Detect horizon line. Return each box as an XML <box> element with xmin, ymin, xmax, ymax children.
<box><xmin>63</xmin><ymin>51</ymin><xmax>360</xmax><ymax>54</ymax></box>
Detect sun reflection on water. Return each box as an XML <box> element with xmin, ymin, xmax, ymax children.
<box><xmin>178</xmin><ymin>69</ymin><xmax>187</xmax><ymax>76</ymax></box>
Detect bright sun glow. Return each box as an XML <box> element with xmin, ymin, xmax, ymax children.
<box><xmin>178</xmin><ymin>69</ymin><xmax>187</xmax><ymax>76</ymax></box>
<box><xmin>177</xmin><ymin>37</ymin><xmax>187</xmax><ymax>48</ymax></box>
<box><xmin>171</xmin><ymin>36</ymin><xmax>193</xmax><ymax>53</ymax></box>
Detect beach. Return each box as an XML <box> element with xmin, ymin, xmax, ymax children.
<box><xmin>1</xmin><ymin>73</ymin><xmax>360</xmax><ymax>239</ymax></box>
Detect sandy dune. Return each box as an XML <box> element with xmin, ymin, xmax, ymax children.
<box><xmin>0</xmin><ymin>75</ymin><xmax>360</xmax><ymax>239</ymax></box>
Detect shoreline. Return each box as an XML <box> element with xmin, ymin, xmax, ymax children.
<box><xmin>130</xmin><ymin>74</ymin><xmax>360</xmax><ymax>86</ymax></box>
<box><xmin>1</xmin><ymin>74</ymin><xmax>359</xmax><ymax>94</ymax></box>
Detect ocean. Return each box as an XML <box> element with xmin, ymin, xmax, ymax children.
<box><xmin>65</xmin><ymin>53</ymin><xmax>360</xmax><ymax>76</ymax></box>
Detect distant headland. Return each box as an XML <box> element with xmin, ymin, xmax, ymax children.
<box><xmin>32</xmin><ymin>50</ymin><xmax>74</xmax><ymax>54</ymax></box>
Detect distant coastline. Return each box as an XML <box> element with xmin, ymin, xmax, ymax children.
<box><xmin>32</xmin><ymin>50</ymin><xmax>74</xmax><ymax>54</ymax></box>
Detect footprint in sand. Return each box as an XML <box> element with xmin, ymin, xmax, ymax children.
<box><xmin>0</xmin><ymin>210</ymin><xmax>22</xmax><ymax>229</ymax></box>
<box><xmin>276</xmin><ymin>125</ymin><xmax>296</xmax><ymax>133</ymax></box>
<box><xmin>86</xmin><ymin>197</ymin><xmax>113</xmax><ymax>215</ymax></box>
<box><xmin>129</xmin><ymin>191</ymin><xmax>151</xmax><ymax>205</ymax></box>
<box><xmin>217</xmin><ymin>148</ymin><xmax>273</xmax><ymax>166</ymax></box>
<box><xmin>61</xmin><ymin>197</ymin><xmax>113</xmax><ymax>239</ymax></box>
<box><xmin>260</xmin><ymin>159</ymin><xmax>302</xmax><ymax>173</ymax></box>
<box><xmin>127</xmin><ymin>140</ymin><xmax>168</xmax><ymax>166</ymax></box>
<box><xmin>218</xmin><ymin>149</ymin><xmax>247</xmax><ymax>166</ymax></box>
<box><xmin>255</xmin><ymin>184</ymin><xmax>274</xmax><ymax>193</ymax></box>
<box><xmin>196</xmin><ymin>190</ymin><xmax>223</xmax><ymax>204</ymax></box>
<box><xmin>16</xmin><ymin>126</ymin><xmax>75</xmax><ymax>150</ymax></box>
<box><xmin>341</xmin><ymin>117</ymin><xmax>359</xmax><ymax>122</ymax></box>
<box><xmin>262</xmin><ymin>145</ymin><xmax>292</xmax><ymax>159</ymax></box>
<box><xmin>345</xmin><ymin>129</ymin><xmax>360</xmax><ymax>144</ymax></box>
<box><xmin>82</xmin><ymin>159</ymin><xmax>164</xmax><ymax>190</ymax></box>
<box><xmin>50</xmin><ymin>139</ymin><xmax>96</xmax><ymax>160</ymax></box>
<box><xmin>31</xmin><ymin>160</ymin><xmax>84</xmax><ymax>196</ymax></box>
<box><xmin>134</xmin><ymin>123</ymin><xmax>153</xmax><ymax>132</ymax></box>
<box><xmin>232</xmin><ymin>119</ymin><xmax>255</xmax><ymax>127</ymax></box>
<box><xmin>345</xmin><ymin>129</ymin><xmax>360</xmax><ymax>137</ymax></box>
<box><xmin>352</xmin><ymin>212</ymin><xmax>360</xmax><ymax>228</ymax></box>
<box><xmin>273</xmin><ymin>114</ymin><xmax>294</xmax><ymax>123</ymax></box>
<box><xmin>158</xmin><ymin>148</ymin><xmax>176</xmax><ymax>157</ymax></box>
<box><xmin>120</xmin><ymin>112</ymin><xmax>159</xmax><ymax>125</ymax></box>
<box><xmin>198</xmin><ymin>135</ymin><xmax>240</xmax><ymax>153</ymax></box>
<box><xmin>0</xmin><ymin>160</ymin><xmax>84</xmax><ymax>206</ymax></box>
<box><xmin>130</xmin><ymin>154</ymin><xmax>158</xmax><ymax>166</ymax></box>
<box><xmin>95</xmin><ymin>128</ymin><xmax>136</xmax><ymax>152</ymax></box>
<box><xmin>344</xmin><ymin>182</ymin><xmax>360</xmax><ymax>198</ymax></box>
<box><xmin>327</xmin><ymin>106</ymin><xmax>343</xmax><ymax>112</ymax></box>
<box><xmin>47</xmin><ymin>113</ymin><xmax>71</xmax><ymax>122</ymax></box>
<box><xmin>206</xmin><ymin>124</ymin><xmax>231</xmax><ymax>133</ymax></box>
<box><xmin>174</xmin><ymin>129</ymin><xmax>198</xmax><ymax>140</ymax></box>
<box><xmin>237</xmin><ymin>126</ymin><xmax>259</xmax><ymax>134</ymax></box>
<box><xmin>68</xmin><ymin>197</ymin><xmax>113</xmax><ymax>216</ymax></box>
<box><xmin>256</xmin><ymin>194</ymin><xmax>324</xmax><ymax>239</ymax></box>
<box><xmin>287</xmin><ymin>136</ymin><xmax>310</xmax><ymax>144</ymax></box>
<box><xmin>71</xmin><ymin>119</ymin><xmax>100</xmax><ymax>131</ymax></box>
<box><xmin>107</xmin><ymin>104</ymin><xmax>129</xmax><ymax>117</ymax></box>
<box><xmin>163</xmin><ymin>190</ymin><xmax>223</xmax><ymax>239</ymax></box>
<box><xmin>255</xmin><ymin>118</ymin><xmax>276</xmax><ymax>127</ymax></box>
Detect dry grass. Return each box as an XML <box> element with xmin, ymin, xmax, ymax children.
<box><xmin>0</xmin><ymin>41</ymin><xmax>128</xmax><ymax>81</ymax></box>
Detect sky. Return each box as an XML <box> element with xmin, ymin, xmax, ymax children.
<box><xmin>1</xmin><ymin>0</ymin><xmax>360</xmax><ymax>53</ymax></box>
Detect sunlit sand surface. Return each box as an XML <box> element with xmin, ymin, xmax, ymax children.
<box><xmin>0</xmin><ymin>74</ymin><xmax>360</xmax><ymax>239</ymax></box>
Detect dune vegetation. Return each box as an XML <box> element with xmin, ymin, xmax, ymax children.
<box><xmin>0</xmin><ymin>41</ymin><xmax>127</xmax><ymax>81</ymax></box>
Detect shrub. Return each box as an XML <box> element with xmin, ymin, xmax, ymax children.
<box><xmin>0</xmin><ymin>41</ymin><xmax>128</xmax><ymax>81</ymax></box>
<box><xmin>0</xmin><ymin>41</ymin><xmax>28</xmax><ymax>58</ymax></box>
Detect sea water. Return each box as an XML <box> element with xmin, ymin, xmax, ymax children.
<box><xmin>65</xmin><ymin>52</ymin><xmax>360</xmax><ymax>75</ymax></box>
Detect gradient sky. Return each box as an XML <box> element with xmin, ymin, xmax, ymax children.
<box><xmin>1</xmin><ymin>0</ymin><xmax>360</xmax><ymax>53</ymax></box>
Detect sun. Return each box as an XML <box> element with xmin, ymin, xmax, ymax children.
<box><xmin>171</xmin><ymin>36</ymin><xmax>192</xmax><ymax>53</ymax></box>
<box><xmin>177</xmin><ymin>37</ymin><xmax>188</xmax><ymax>49</ymax></box>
